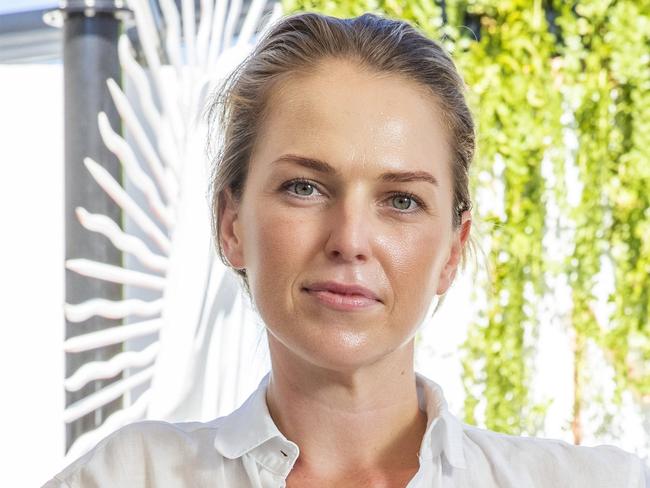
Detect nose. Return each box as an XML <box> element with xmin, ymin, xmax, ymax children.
<box><xmin>323</xmin><ymin>190</ymin><xmax>374</xmax><ymax>264</ymax></box>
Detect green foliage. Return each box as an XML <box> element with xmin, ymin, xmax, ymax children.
<box><xmin>447</xmin><ymin>0</ymin><xmax>564</xmax><ymax>435</ymax></box>
<box><xmin>280</xmin><ymin>0</ymin><xmax>650</xmax><ymax>439</ymax></box>
<box><xmin>553</xmin><ymin>0</ymin><xmax>650</xmax><ymax>421</ymax></box>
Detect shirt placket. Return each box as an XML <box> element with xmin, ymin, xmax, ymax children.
<box><xmin>248</xmin><ymin>437</ymin><xmax>299</xmax><ymax>488</ymax></box>
<box><xmin>406</xmin><ymin>454</ymin><xmax>443</xmax><ymax>488</ymax></box>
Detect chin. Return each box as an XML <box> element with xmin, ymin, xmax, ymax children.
<box><xmin>271</xmin><ymin>320</ymin><xmax>394</xmax><ymax>373</ymax></box>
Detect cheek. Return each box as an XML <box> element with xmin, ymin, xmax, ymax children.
<box><xmin>243</xmin><ymin>202</ymin><xmax>316</xmax><ymax>307</ymax></box>
<box><xmin>381</xmin><ymin>224</ymin><xmax>448</xmax><ymax>317</ymax></box>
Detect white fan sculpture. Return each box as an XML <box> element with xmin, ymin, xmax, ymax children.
<box><xmin>62</xmin><ymin>0</ymin><xmax>282</xmax><ymax>463</ymax></box>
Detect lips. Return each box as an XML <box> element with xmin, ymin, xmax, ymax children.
<box><xmin>303</xmin><ymin>280</ymin><xmax>381</xmax><ymax>302</ymax></box>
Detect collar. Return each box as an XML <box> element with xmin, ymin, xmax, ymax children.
<box><xmin>414</xmin><ymin>371</ymin><xmax>467</xmax><ymax>469</ymax></box>
<box><xmin>212</xmin><ymin>372</ymin><xmax>299</xmax><ymax>478</ymax></box>
<box><xmin>213</xmin><ymin>370</ymin><xmax>467</xmax><ymax>473</ymax></box>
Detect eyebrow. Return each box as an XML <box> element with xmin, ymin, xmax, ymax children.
<box><xmin>272</xmin><ymin>154</ymin><xmax>439</xmax><ymax>186</ymax></box>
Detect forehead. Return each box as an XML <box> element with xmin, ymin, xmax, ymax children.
<box><xmin>253</xmin><ymin>58</ymin><xmax>453</xmax><ymax>180</ymax></box>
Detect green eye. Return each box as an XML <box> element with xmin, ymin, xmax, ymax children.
<box><xmin>293</xmin><ymin>181</ymin><xmax>315</xmax><ymax>196</ymax></box>
<box><xmin>388</xmin><ymin>192</ymin><xmax>425</xmax><ymax>213</ymax></box>
<box><xmin>281</xmin><ymin>178</ymin><xmax>321</xmax><ymax>198</ymax></box>
<box><xmin>392</xmin><ymin>195</ymin><xmax>414</xmax><ymax>211</ymax></box>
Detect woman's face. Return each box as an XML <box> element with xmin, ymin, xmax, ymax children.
<box><xmin>220</xmin><ymin>58</ymin><xmax>470</xmax><ymax>372</ymax></box>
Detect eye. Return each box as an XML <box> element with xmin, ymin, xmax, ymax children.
<box><xmin>281</xmin><ymin>178</ymin><xmax>322</xmax><ymax>198</ymax></box>
<box><xmin>387</xmin><ymin>192</ymin><xmax>427</xmax><ymax>214</ymax></box>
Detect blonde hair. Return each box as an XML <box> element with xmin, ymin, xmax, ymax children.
<box><xmin>206</xmin><ymin>11</ymin><xmax>476</xmax><ymax>307</ymax></box>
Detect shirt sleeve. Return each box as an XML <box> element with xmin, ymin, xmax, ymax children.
<box><xmin>40</xmin><ymin>420</ymin><xmax>208</xmax><ymax>488</ymax></box>
<box><xmin>631</xmin><ymin>453</ymin><xmax>650</xmax><ymax>488</ymax></box>
<box><xmin>41</xmin><ymin>476</ymin><xmax>71</xmax><ymax>488</ymax></box>
<box><xmin>40</xmin><ymin>423</ymin><xmax>151</xmax><ymax>487</ymax></box>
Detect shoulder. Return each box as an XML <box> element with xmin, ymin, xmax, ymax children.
<box><xmin>458</xmin><ymin>423</ymin><xmax>647</xmax><ymax>488</ymax></box>
<box><xmin>76</xmin><ymin>418</ymin><xmax>221</xmax><ymax>456</ymax></box>
<box><xmin>43</xmin><ymin>419</ymin><xmax>228</xmax><ymax>488</ymax></box>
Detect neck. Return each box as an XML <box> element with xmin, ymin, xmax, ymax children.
<box><xmin>265</xmin><ymin>334</ymin><xmax>427</xmax><ymax>479</ymax></box>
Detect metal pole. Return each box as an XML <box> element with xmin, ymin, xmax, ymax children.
<box><xmin>60</xmin><ymin>0</ymin><xmax>130</xmax><ymax>451</ymax></box>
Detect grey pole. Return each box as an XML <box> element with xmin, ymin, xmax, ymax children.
<box><xmin>60</xmin><ymin>0</ymin><xmax>130</xmax><ymax>451</ymax></box>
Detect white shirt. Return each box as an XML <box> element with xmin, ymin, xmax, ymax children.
<box><xmin>44</xmin><ymin>371</ymin><xmax>650</xmax><ymax>487</ymax></box>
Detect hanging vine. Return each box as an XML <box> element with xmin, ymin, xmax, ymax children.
<box><xmin>553</xmin><ymin>0</ymin><xmax>650</xmax><ymax>443</ymax></box>
<box><xmin>443</xmin><ymin>0</ymin><xmax>564</xmax><ymax>435</ymax></box>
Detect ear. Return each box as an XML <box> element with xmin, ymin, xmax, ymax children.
<box><xmin>436</xmin><ymin>210</ymin><xmax>472</xmax><ymax>295</ymax></box>
<box><xmin>218</xmin><ymin>187</ymin><xmax>246</xmax><ymax>270</ymax></box>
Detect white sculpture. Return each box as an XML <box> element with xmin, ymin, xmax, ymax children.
<box><xmin>62</xmin><ymin>0</ymin><xmax>282</xmax><ymax>464</ymax></box>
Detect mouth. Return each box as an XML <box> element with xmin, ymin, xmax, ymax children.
<box><xmin>301</xmin><ymin>286</ymin><xmax>382</xmax><ymax>311</ymax></box>
<box><xmin>302</xmin><ymin>281</ymin><xmax>381</xmax><ymax>301</ymax></box>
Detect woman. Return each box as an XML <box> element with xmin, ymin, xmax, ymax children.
<box><xmin>45</xmin><ymin>11</ymin><xmax>648</xmax><ymax>488</ymax></box>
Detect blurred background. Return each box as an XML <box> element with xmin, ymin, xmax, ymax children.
<box><xmin>0</xmin><ymin>0</ymin><xmax>648</xmax><ymax>486</ymax></box>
